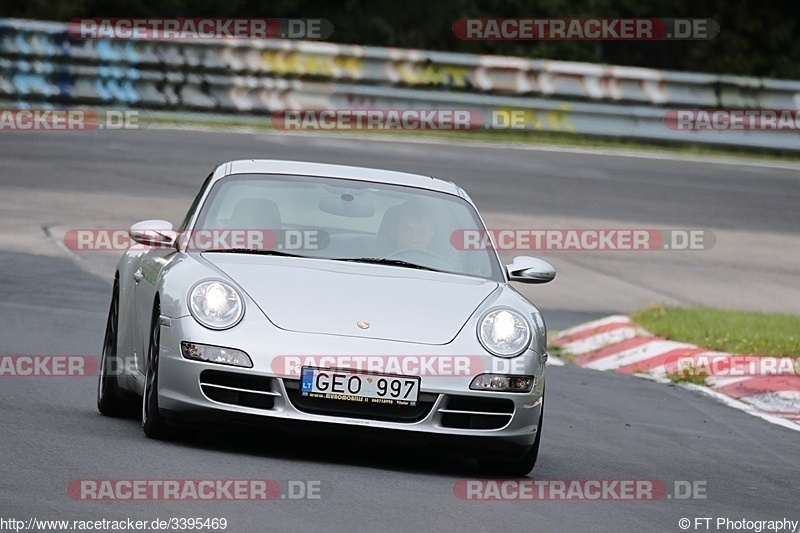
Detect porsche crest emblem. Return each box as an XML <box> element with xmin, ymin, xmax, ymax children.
<box><xmin>357</xmin><ymin>321</ymin><xmax>370</xmax><ymax>330</ymax></box>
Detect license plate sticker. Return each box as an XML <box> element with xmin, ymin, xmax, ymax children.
<box><xmin>300</xmin><ymin>367</ymin><xmax>420</xmax><ymax>406</ymax></box>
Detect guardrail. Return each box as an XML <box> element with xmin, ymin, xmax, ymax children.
<box><xmin>1</xmin><ymin>17</ymin><xmax>799</xmax><ymax>150</ymax></box>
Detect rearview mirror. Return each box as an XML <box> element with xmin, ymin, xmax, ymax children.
<box><xmin>319</xmin><ymin>195</ymin><xmax>375</xmax><ymax>218</ymax></box>
<box><xmin>506</xmin><ymin>256</ymin><xmax>556</xmax><ymax>284</ymax></box>
<box><xmin>129</xmin><ymin>220</ymin><xmax>176</xmax><ymax>247</ymax></box>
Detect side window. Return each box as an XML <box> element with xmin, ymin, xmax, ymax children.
<box><xmin>178</xmin><ymin>172</ymin><xmax>214</xmax><ymax>231</ymax></box>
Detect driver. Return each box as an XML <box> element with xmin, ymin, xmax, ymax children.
<box><xmin>389</xmin><ymin>204</ymin><xmax>435</xmax><ymax>250</ymax></box>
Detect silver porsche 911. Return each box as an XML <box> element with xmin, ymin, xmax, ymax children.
<box><xmin>97</xmin><ymin>159</ymin><xmax>555</xmax><ymax>475</ymax></box>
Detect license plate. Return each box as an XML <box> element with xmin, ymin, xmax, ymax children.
<box><xmin>300</xmin><ymin>366</ymin><xmax>420</xmax><ymax>406</ymax></box>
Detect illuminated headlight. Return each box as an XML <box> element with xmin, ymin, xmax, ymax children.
<box><xmin>478</xmin><ymin>309</ymin><xmax>531</xmax><ymax>357</ymax></box>
<box><xmin>470</xmin><ymin>374</ymin><xmax>534</xmax><ymax>392</ymax></box>
<box><xmin>189</xmin><ymin>280</ymin><xmax>244</xmax><ymax>330</ymax></box>
<box><xmin>181</xmin><ymin>342</ymin><xmax>252</xmax><ymax>368</ymax></box>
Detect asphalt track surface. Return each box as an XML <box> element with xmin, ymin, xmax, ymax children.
<box><xmin>1</xmin><ymin>129</ymin><xmax>798</xmax><ymax>532</ymax></box>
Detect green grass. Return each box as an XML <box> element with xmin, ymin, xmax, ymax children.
<box><xmin>631</xmin><ymin>305</ymin><xmax>800</xmax><ymax>357</ymax></box>
<box><xmin>546</xmin><ymin>343</ymin><xmax>572</xmax><ymax>362</ymax></box>
<box><xmin>665</xmin><ymin>362</ymin><xmax>709</xmax><ymax>386</ymax></box>
<box><xmin>137</xmin><ymin>111</ymin><xmax>800</xmax><ymax>163</ymax></box>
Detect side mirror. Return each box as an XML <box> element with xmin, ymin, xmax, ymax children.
<box><xmin>506</xmin><ymin>256</ymin><xmax>556</xmax><ymax>284</ymax></box>
<box><xmin>129</xmin><ymin>220</ymin><xmax>175</xmax><ymax>247</ymax></box>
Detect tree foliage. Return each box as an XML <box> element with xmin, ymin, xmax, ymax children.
<box><xmin>7</xmin><ymin>0</ymin><xmax>799</xmax><ymax>79</ymax></box>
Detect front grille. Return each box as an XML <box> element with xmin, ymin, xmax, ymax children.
<box><xmin>200</xmin><ymin>370</ymin><xmax>278</xmax><ymax>410</ymax></box>
<box><xmin>438</xmin><ymin>395</ymin><xmax>514</xmax><ymax>430</ymax></box>
<box><xmin>283</xmin><ymin>379</ymin><xmax>436</xmax><ymax>423</ymax></box>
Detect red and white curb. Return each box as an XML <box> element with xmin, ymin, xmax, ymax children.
<box><xmin>549</xmin><ymin>315</ymin><xmax>800</xmax><ymax>432</ymax></box>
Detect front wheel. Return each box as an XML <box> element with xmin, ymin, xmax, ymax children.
<box><xmin>142</xmin><ymin>301</ymin><xmax>170</xmax><ymax>439</ymax></box>
<box><xmin>478</xmin><ymin>395</ymin><xmax>544</xmax><ymax>477</ymax></box>
<box><xmin>97</xmin><ymin>281</ymin><xmax>133</xmax><ymax>416</ymax></box>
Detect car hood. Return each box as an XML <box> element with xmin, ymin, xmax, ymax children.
<box><xmin>202</xmin><ymin>254</ymin><xmax>499</xmax><ymax>345</ymax></box>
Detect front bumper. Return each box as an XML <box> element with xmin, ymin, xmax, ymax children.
<box><xmin>157</xmin><ymin>316</ymin><xmax>545</xmax><ymax>450</ymax></box>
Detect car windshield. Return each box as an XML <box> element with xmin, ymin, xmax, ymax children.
<box><xmin>191</xmin><ymin>173</ymin><xmax>504</xmax><ymax>281</ymax></box>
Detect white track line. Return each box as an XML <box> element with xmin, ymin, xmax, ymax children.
<box><xmin>561</xmin><ymin>326</ymin><xmax>644</xmax><ymax>356</ymax></box>
<box><xmin>585</xmin><ymin>339</ymin><xmax>694</xmax><ymax>371</ymax></box>
<box><xmin>145</xmin><ymin>122</ymin><xmax>800</xmax><ymax>172</ymax></box>
<box><xmin>552</xmin><ymin>315</ymin><xmax>632</xmax><ymax>339</ymax></box>
<box><xmin>553</xmin><ymin>313</ymin><xmax>800</xmax><ymax>433</ymax></box>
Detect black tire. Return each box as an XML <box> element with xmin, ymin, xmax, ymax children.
<box><xmin>478</xmin><ymin>395</ymin><xmax>544</xmax><ymax>477</ymax></box>
<box><xmin>97</xmin><ymin>281</ymin><xmax>132</xmax><ymax>416</ymax></box>
<box><xmin>142</xmin><ymin>300</ymin><xmax>170</xmax><ymax>439</ymax></box>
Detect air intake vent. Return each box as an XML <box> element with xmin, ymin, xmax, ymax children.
<box><xmin>438</xmin><ymin>395</ymin><xmax>514</xmax><ymax>430</ymax></box>
<box><xmin>200</xmin><ymin>370</ymin><xmax>278</xmax><ymax>410</ymax></box>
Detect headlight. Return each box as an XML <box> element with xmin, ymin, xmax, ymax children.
<box><xmin>470</xmin><ymin>374</ymin><xmax>534</xmax><ymax>392</ymax></box>
<box><xmin>189</xmin><ymin>280</ymin><xmax>244</xmax><ymax>330</ymax></box>
<box><xmin>478</xmin><ymin>308</ymin><xmax>531</xmax><ymax>357</ymax></box>
<box><xmin>181</xmin><ymin>342</ymin><xmax>252</xmax><ymax>368</ymax></box>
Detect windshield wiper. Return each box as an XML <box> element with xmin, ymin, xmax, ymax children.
<box><xmin>203</xmin><ymin>250</ymin><xmax>442</xmax><ymax>272</ymax></box>
<box><xmin>202</xmin><ymin>248</ymin><xmax>311</xmax><ymax>259</ymax></box>
<box><xmin>333</xmin><ymin>257</ymin><xmax>442</xmax><ymax>272</ymax></box>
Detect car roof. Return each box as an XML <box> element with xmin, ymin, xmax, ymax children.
<box><xmin>216</xmin><ymin>159</ymin><xmax>464</xmax><ymax>197</ymax></box>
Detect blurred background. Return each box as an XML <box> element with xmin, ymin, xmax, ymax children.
<box><xmin>7</xmin><ymin>0</ymin><xmax>799</xmax><ymax>77</ymax></box>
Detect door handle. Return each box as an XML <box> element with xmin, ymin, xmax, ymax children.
<box><xmin>133</xmin><ymin>268</ymin><xmax>143</xmax><ymax>282</ymax></box>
